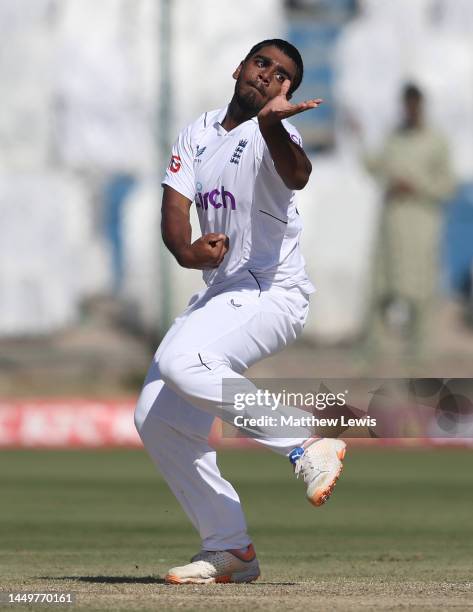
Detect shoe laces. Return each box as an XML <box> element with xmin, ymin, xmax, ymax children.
<box><xmin>294</xmin><ymin>451</ymin><xmax>325</xmax><ymax>485</ymax></box>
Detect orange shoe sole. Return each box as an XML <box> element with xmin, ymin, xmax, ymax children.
<box><xmin>165</xmin><ymin>573</ymin><xmax>260</xmax><ymax>585</ymax></box>
<box><xmin>308</xmin><ymin>446</ymin><xmax>346</xmax><ymax>507</ymax></box>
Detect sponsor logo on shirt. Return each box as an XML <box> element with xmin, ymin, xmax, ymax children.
<box><xmin>195</xmin><ymin>186</ymin><xmax>236</xmax><ymax>210</ymax></box>
<box><xmin>290</xmin><ymin>133</ymin><xmax>302</xmax><ymax>146</ymax></box>
<box><xmin>230</xmin><ymin>139</ymin><xmax>248</xmax><ymax>165</ymax></box>
<box><xmin>169</xmin><ymin>155</ymin><xmax>181</xmax><ymax>173</ymax></box>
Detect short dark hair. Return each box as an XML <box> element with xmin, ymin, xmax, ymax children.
<box><xmin>403</xmin><ymin>82</ymin><xmax>423</xmax><ymax>101</ymax></box>
<box><xmin>243</xmin><ymin>39</ymin><xmax>304</xmax><ymax>94</ymax></box>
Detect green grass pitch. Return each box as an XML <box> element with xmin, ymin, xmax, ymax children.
<box><xmin>1</xmin><ymin>447</ymin><xmax>472</xmax><ymax>610</ymax></box>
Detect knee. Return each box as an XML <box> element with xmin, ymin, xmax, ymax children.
<box><xmin>134</xmin><ymin>381</ymin><xmax>165</xmax><ymax>436</ymax></box>
<box><xmin>134</xmin><ymin>391</ymin><xmax>170</xmax><ymax>449</ymax></box>
<box><xmin>134</xmin><ymin>391</ymin><xmax>149</xmax><ymax>435</ymax></box>
<box><xmin>158</xmin><ymin>347</ymin><xmax>226</xmax><ymax>395</ymax></box>
<box><xmin>158</xmin><ymin>349</ymin><xmax>190</xmax><ymax>391</ymax></box>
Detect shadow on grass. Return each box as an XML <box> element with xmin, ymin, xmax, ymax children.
<box><xmin>40</xmin><ymin>576</ymin><xmax>165</xmax><ymax>584</ymax></box>
<box><xmin>40</xmin><ymin>576</ymin><xmax>299</xmax><ymax>586</ymax></box>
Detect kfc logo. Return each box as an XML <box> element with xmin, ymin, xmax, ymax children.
<box><xmin>169</xmin><ymin>155</ymin><xmax>181</xmax><ymax>173</ymax></box>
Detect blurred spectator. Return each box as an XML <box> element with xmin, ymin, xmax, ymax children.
<box><xmin>365</xmin><ymin>83</ymin><xmax>455</xmax><ymax>357</ymax></box>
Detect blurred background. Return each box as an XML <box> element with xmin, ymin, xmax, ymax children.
<box><xmin>1</xmin><ymin>0</ymin><xmax>473</xmax><ymax>413</ymax></box>
<box><xmin>2</xmin><ymin>5</ymin><xmax>472</xmax><ymax>604</ymax></box>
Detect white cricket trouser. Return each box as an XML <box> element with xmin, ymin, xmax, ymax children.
<box><xmin>134</xmin><ymin>273</ymin><xmax>313</xmax><ymax>551</ymax></box>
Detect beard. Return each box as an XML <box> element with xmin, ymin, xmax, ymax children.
<box><xmin>234</xmin><ymin>78</ymin><xmax>266</xmax><ymax>114</ymax></box>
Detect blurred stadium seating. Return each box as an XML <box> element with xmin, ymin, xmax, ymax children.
<box><xmin>1</xmin><ymin>0</ymin><xmax>473</xmax><ymax>345</ymax></box>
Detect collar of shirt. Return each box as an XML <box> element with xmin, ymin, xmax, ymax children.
<box><xmin>213</xmin><ymin>105</ymin><xmax>259</xmax><ymax>136</ymax></box>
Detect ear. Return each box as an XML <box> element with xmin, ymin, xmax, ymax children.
<box><xmin>232</xmin><ymin>62</ymin><xmax>243</xmax><ymax>81</ymax></box>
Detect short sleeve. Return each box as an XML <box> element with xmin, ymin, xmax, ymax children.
<box><xmin>161</xmin><ymin>124</ymin><xmax>195</xmax><ymax>201</ymax></box>
<box><xmin>261</xmin><ymin>122</ymin><xmax>304</xmax><ymax>182</ymax></box>
<box><xmin>286</xmin><ymin>124</ymin><xmax>304</xmax><ymax>149</ymax></box>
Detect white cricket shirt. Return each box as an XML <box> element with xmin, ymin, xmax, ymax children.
<box><xmin>162</xmin><ymin>106</ymin><xmax>315</xmax><ymax>294</ymax></box>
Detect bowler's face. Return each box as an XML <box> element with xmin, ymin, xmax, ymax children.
<box><xmin>233</xmin><ymin>45</ymin><xmax>298</xmax><ymax>114</ymax></box>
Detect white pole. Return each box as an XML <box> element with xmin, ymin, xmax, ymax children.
<box><xmin>157</xmin><ymin>0</ymin><xmax>173</xmax><ymax>332</ymax></box>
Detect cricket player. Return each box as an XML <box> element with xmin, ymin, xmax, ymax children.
<box><xmin>134</xmin><ymin>39</ymin><xmax>346</xmax><ymax>584</ymax></box>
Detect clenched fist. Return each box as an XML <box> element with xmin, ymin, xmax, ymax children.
<box><xmin>179</xmin><ymin>233</ymin><xmax>230</xmax><ymax>270</ymax></box>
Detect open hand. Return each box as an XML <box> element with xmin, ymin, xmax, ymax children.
<box><xmin>258</xmin><ymin>79</ymin><xmax>323</xmax><ymax>128</ymax></box>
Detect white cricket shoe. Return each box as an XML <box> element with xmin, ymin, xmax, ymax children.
<box><xmin>165</xmin><ymin>544</ymin><xmax>260</xmax><ymax>584</ymax></box>
<box><xmin>290</xmin><ymin>438</ymin><xmax>347</xmax><ymax>507</ymax></box>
